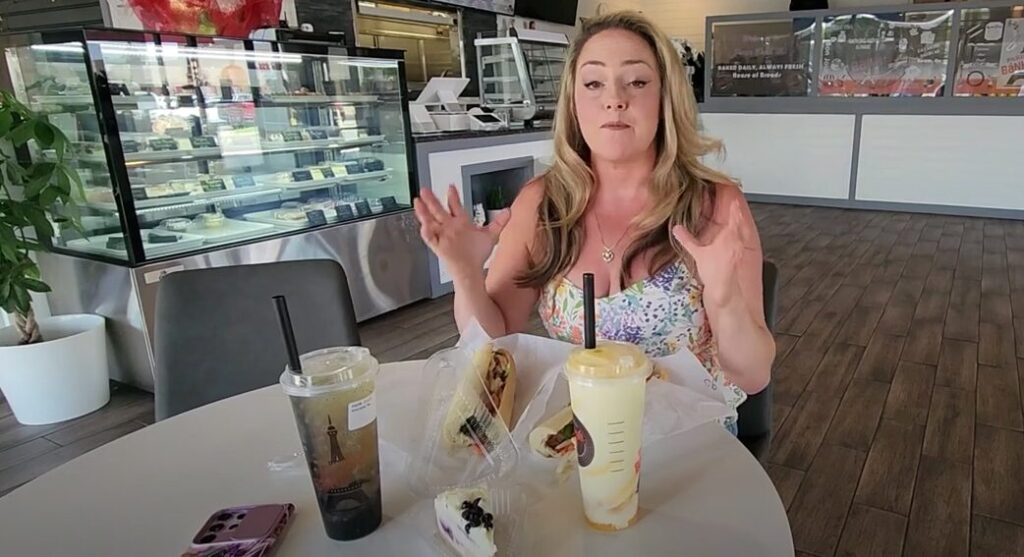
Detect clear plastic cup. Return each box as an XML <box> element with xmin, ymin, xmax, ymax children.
<box><xmin>280</xmin><ymin>347</ymin><xmax>382</xmax><ymax>541</ymax></box>
<box><xmin>564</xmin><ymin>341</ymin><xmax>651</xmax><ymax>531</ymax></box>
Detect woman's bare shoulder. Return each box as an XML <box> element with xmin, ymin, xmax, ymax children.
<box><xmin>711</xmin><ymin>181</ymin><xmax>752</xmax><ymax>222</ymax></box>
<box><xmin>512</xmin><ymin>177</ymin><xmax>546</xmax><ymax>211</ymax></box>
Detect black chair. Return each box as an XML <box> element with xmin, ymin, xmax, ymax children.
<box><xmin>153</xmin><ymin>260</ymin><xmax>360</xmax><ymax>421</ymax></box>
<box><xmin>736</xmin><ymin>260</ymin><xmax>778</xmax><ymax>459</ymax></box>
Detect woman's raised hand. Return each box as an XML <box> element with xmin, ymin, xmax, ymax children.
<box><xmin>413</xmin><ymin>185</ymin><xmax>511</xmax><ymax>281</ymax></box>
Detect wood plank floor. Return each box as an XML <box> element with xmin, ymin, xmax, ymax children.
<box><xmin>2</xmin><ymin>203</ymin><xmax>1023</xmax><ymax>556</ymax></box>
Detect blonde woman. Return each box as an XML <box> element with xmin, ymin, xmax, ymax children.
<box><xmin>414</xmin><ymin>12</ymin><xmax>775</xmax><ymax>432</ymax></box>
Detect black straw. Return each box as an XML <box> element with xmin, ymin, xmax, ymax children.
<box><xmin>273</xmin><ymin>295</ymin><xmax>302</xmax><ymax>374</ymax></box>
<box><xmin>583</xmin><ymin>273</ymin><xmax>596</xmax><ymax>349</ymax></box>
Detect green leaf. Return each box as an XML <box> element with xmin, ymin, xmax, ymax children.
<box><xmin>22</xmin><ymin>206</ymin><xmax>54</xmax><ymax>240</ymax></box>
<box><xmin>7</xmin><ymin>120</ymin><xmax>35</xmax><ymax>147</ymax></box>
<box><xmin>0</xmin><ymin>278</ymin><xmax>11</xmax><ymax>302</ymax></box>
<box><xmin>18</xmin><ymin>277</ymin><xmax>50</xmax><ymax>293</ymax></box>
<box><xmin>0</xmin><ymin>110</ymin><xmax>12</xmax><ymax>137</ymax></box>
<box><xmin>53</xmin><ymin>166</ymin><xmax>71</xmax><ymax>195</ymax></box>
<box><xmin>12</xmin><ymin>284</ymin><xmax>30</xmax><ymax>314</ymax></box>
<box><xmin>24</xmin><ymin>172</ymin><xmax>50</xmax><ymax>198</ymax></box>
<box><xmin>39</xmin><ymin>186</ymin><xmax>63</xmax><ymax>207</ymax></box>
<box><xmin>39</xmin><ymin>186</ymin><xmax>62</xmax><ymax>207</ymax></box>
<box><xmin>21</xmin><ymin>259</ymin><xmax>40</xmax><ymax>279</ymax></box>
<box><xmin>0</xmin><ymin>202</ymin><xmax>30</xmax><ymax>227</ymax></box>
<box><xmin>0</xmin><ymin>243</ymin><xmax>17</xmax><ymax>262</ymax></box>
<box><xmin>34</xmin><ymin>120</ymin><xmax>55</xmax><ymax>148</ymax></box>
<box><xmin>51</xmin><ymin>130</ymin><xmax>67</xmax><ymax>160</ymax></box>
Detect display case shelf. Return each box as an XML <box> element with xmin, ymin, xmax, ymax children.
<box><xmin>67</xmin><ymin>135</ymin><xmax>388</xmax><ymax>167</ymax></box>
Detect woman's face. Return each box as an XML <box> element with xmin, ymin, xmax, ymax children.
<box><xmin>573</xmin><ymin>29</ymin><xmax>662</xmax><ymax>164</ymax></box>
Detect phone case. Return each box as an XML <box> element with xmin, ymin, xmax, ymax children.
<box><xmin>181</xmin><ymin>504</ymin><xmax>295</xmax><ymax>557</ymax></box>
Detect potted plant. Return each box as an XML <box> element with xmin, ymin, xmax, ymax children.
<box><xmin>485</xmin><ymin>187</ymin><xmax>507</xmax><ymax>225</ymax></box>
<box><xmin>0</xmin><ymin>91</ymin><xmax>110</xmax><ymax>425</ymax></box>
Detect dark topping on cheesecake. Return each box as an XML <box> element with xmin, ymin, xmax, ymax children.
<box><xmin>460</xmin><ymin>497</ymin><xmax>494</xmax><ymax>534</ymax></box>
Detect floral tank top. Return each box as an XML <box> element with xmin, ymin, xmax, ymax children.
<box><xmin>537</xmin><ymin>260</ymin><xmax>748</xmax><ymax>414</ymax></box>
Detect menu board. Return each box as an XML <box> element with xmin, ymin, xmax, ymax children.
<box><xmin>819</xmin><ymin>11</ymin><xmax>954</xmax><ymax>97</ymax></box>
<box><xmin>955</xmin><ymin>7</ymin><xmax>1024</xmax><ymax>97</ymax></box>
<box><xmin>711</xmin><ymin>19</ymin><xmax>815</xmax><ymax>97</ymax></box>
<box><xmin>282</xmin><ymin>130</ymin><xmax>304</xmax><ymax>142</ymax></box>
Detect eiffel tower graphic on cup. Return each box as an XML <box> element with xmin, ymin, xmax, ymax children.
<box><xmin>326</xmin><ymin>414</ymin><xmax>344</xmax><ymax>464</ymax></box>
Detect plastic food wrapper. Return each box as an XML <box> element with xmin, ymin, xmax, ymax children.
<box><xmin>405</xmin><ymin>346</ymin><xmax>520</xmax><ymax>497</ymax></box>
<box><xmin>455</xmin><ymin>320</ymin><xmax>738</xmax><ymax>450</ymax></box>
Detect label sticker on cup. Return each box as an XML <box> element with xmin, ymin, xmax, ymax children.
<box><xmin>348</xmin><ymin>392</ymin><xmax>376</xmax><ymax>431</ymax></box>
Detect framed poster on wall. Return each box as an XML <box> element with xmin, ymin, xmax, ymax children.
<box><xmin>955</xmin><ymin>5</ymin><xmax>1024</xmax><ymax>97</ymax></box>
<box><xmin>819</xmin><ymin>10</ymin><xmax>954</xmax><ymax>97</ymax></box>
<box><xmin>710</xmin><ymin>19</ymin><xmax>815</xmax><ymax>97</ymax></box>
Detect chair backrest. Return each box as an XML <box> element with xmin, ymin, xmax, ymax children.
<box><xmin>762</xmin><ymin>260</ymin><xmax>779</xmax><ymax>332</ymax></box>
<box><xmin>736</xmin><ymin>259</ymin><xmax>780</xmax><ymax>450</ymax></box>
<box><xmin>153</xmin><ymin>259</ymin><xmax>360</xmax><ymax>421</ymax></box>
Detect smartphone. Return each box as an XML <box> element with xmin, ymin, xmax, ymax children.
<box><xmin>181</xmin><ymin>504</ymin><xmax>295</xmax><ymax>557</ymax></box>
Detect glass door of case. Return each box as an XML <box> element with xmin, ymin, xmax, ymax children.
<box><xmin>519</xmin><ymin>41</ymin><xmax>566</xmax><ymax>110</ymax></box>
<box><xmin>78</xmin><ymin>34</ymin><xmax>411</xmax><ymax>262</ymax></box>
<box><xmin>3</xmin><ymin>39</ymin><xmax>131</xmax><ymax>262</ymax></box>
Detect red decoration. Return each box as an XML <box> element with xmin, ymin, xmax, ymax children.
<box><xmin>126</xmin><ymin>0</ymin><xmax>282</xmax><ymax>38</ymax></box>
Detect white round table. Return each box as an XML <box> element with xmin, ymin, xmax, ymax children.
<box><xmin>0</xmin><ymin>361</ymin><xmax>792</xmax><ymax>556</ymax></box>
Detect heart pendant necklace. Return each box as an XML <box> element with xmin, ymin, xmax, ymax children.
<box><xmin>594</xmin><ymin>215</ymin><xmax>631</xmax><ymax>264</ymax></box>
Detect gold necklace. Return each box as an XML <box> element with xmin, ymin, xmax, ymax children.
<box><xmin>593</xmin><ymin>215</ymin><xmax>631</xmax><ymax>263</ymax></box>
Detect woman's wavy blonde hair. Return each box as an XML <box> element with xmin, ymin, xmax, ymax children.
<box><xmin>515</xmin><ymin>11</ymin><xmax>733</xmax><ymax>289</ymax></box>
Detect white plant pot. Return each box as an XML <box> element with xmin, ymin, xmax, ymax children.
<box><xmin>0</xmin><ymin>314</ymin><xmax>110</xmax><ymax>425</ymax></box>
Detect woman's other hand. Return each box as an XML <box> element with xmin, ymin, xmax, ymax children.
<box><xmin>414</xmin><ymin>184</ymin><xmax>511</xmax><ymax>281</ymax></box>
<box><xmin>672</xmin><ymin>199</ymin><xmax>757</xmax><ymax>308</ymax></box>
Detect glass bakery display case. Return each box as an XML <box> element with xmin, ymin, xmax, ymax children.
<box><xmin>474</xmin><ymin>28</ymin><xmax>568</xmax><ymax>121</ymax></box>
<box><xmin>1</xmin><ymin>28</ymin><xmax>417</xmax><ymax>265</ymax></box>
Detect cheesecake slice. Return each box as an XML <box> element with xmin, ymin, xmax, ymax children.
<box><xmin>434</xmin><ymin>487</ymin><xmax>497</xmax><ymax>557</ymax></box>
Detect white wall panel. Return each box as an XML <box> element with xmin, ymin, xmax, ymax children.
<box><xmin>856</xmin><ymin>115</ymin><xmax>1024</xmax><ymax>210</ymax></box>
<box><xmin>701</xmin><ymin>112</ymin><xmax>856</xmax><ymax>199</ymax></box>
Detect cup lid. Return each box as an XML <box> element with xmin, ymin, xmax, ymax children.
<box><xmin>279</xmin><ymin>346</ymin><xmax>378</xmax><ymax>396</ymax></box>
<box><xmin>565</xmin><ymin>340</ymin><xmax>651</xmax><ymax>380</ymax></box>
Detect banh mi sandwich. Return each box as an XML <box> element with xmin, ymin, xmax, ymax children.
<box><xmin>529</xmin><ymin>368</ymin><xmax>667</xmax><ymax>458</ymax></box>
<box><xmin>528</xmin><ymin>406</ymin><xmax>575</xmax><ymax>458</ymax></box>
<box><xmin>443</xmin><ymin>344</ymin><xmax>517</xmax><ymax>452</ymax></box>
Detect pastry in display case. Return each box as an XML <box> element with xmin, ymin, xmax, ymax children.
<box><xmin>1</xmin><ymin>29</ymin><xmax>416</xmax><ymax>265</ymax></box>
<box><xmin>475</xmin><ymin>28</ymin><xmax>568</xmax><ymax>122</ymax></box>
